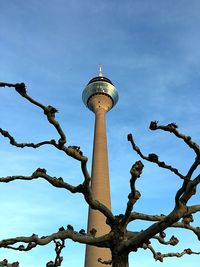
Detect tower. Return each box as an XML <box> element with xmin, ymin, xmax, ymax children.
<box><xmin>82</xmin><ymin>65</ymin><xmax>118</xmax><ymax>267</ymax></box>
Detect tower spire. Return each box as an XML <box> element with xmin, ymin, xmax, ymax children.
<box><xmin>99</xmin><ymin>63</ymin><xmax>103</xmax><ymax>77</ymax></box>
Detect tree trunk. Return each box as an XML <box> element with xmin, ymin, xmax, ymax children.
<box><xmin>112</xmin><ymin>252</ymin><xmax>129</xmax><ymax>267</ymax></box>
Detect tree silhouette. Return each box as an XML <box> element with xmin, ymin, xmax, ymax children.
<box><xmin>0</xmin><ymin>82</ymin><xmax>199</xmax><ymax>267</ymax></box>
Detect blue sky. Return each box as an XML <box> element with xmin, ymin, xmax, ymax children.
<box><xmin>0</xmin><ymin>0</ymin><xmax>200</xmax><ymax>266</ymax></box>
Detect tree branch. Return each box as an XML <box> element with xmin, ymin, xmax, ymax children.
<box><xmin>154</xmin><ymin>248</ymin><xmax>200</xmax><ymax>262</ymax></box>
<box><xmin>127</xmin><ymin>133</ymin><xmax>184</xmax><ymax>179</ymax></box>
<box><xmin>185</xmin><ymin>158</ymin><xmax>200</xmax><ymax>179</ymax></box>
<box><xmin>122</xmin><ymin>161</ymin><xmax>143</xmax><ymax>227</ymax></box>
<box><xmin>172</xmin><ymin>222</ymin><xmax>200</xmax><ymax>241</ymax></box>
<box><xmin>0</xmin><ymin>128</ymin><xmax>57</xmax><ymax>148</ymax></box>
<box><xmin>13</xmin><ymin>83</ymin><xmax>66</xmax><ymax>147</ymax></box>
<box><xmin>0</xmin><ymin>168</ymin><xmax>82</xmax><ymax>194</ymax></box>
<box><xmin>188</xmin><ymin>204</ymin><xmax>200</xmax><ymax>214</ymax></box>
<box><xmin>0</xmin><ymin>82</ymin><xmax>88</xmax><ymax>163</ymax></box>
<box><xmin>152</xmin><ymin>234</ymin><xmax>179</xmax><ymax>246</ymax></box>
<box><xmin>0</xmin><ymin>126</ymin><xmax>88</xmax><ymax>162</ymax></box>
<box><xmin>129</xmin><ymin>211</ymin><xmax>166</xmax><ymax>223</ymax></box>
<box><xmin>129</xmin><ymin>211</ymin><xmax>200</xmax><ymax>240</ymax></box>
<box><xmin>118</xmin><ymin>203</ymin><xmax>189</xmax><ymax>254</ymax></box>
<box><xmin>46</xmin><ymin>240</ymin><xmax>65</xmax><ymax>267</ymax></box>
<box><xmin>180</xmin><ymin>175</ymin><xmax>200</xmax><ymax>205</ymax></box>
<box><xmin>0</xmin><ymin>227</ymin><xmax>112</xmax><ymax>250</ymax></box>
<box><xmin>0</xmin><ymin>82</ymin><xmax>17</xmax><ymax>88</ymax></box>
<box><xmin>143</xmin><ymin>242</ymin><xmax>200</xmax><ymax>262</ymax></box>
<box><xmin>149</xmin><ymin>121</ymin><xmax>200</xmax><ymax>156</ymax></box>
<box><xmin>0</xmin><ymin>259</ymin><xmax>19</xmax><ymax>267</ymax></box>
<box><xmin>0</xmin><ymin>164</ymin><xmax>115</xmax><ymax>227</ymax></box>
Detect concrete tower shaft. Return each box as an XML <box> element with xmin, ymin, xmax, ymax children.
<box><xmin>85</xmin><ymin>94</ymin><xmax>112</xmax><ymax>267</ymax></box>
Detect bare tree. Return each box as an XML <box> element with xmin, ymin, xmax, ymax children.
<box><xmin>0</xmin><ymin>82</ymin><xmax>199</xmax><ymax>267</ymax></box>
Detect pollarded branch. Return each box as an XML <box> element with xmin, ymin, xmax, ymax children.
<box><xmin>180</xmin><ymin>174</ymin><xmax>200</xmax><ymax>205</ymax></box>
<box><xmin>0</xmin><ymin>163</ymin><xmax>115</xmax><ymax>227</ymax></box>
<box><xmin>123</xmin><ymin>207</ymin><xmax>199</xmax><ymax>253</ymax></box>
<box><xmin>0</xmin><ymin>82</ymin><xmax>65</xmax><ymax>144</ymax></box>
<box><xmin>0</xmin><ymin>82</ymin><xmax>19</xmax><ymax>88</ymax></box>
<box><xmin>14</xmin><ymin>83</ymin><xmax>66</xmax><ymax>147</ymax></box>
<box><xmin>127</xmin><ymin>133</ymin><xmax>184</xmax><ymax>179</ymax></box>
<box><xmin>154</xmin><ymin>248</ymin><xmax>200</xmax><ymax>262</ymax></box>
<box><xmin>129</xmin><ymin>211</ymin><xmax>200</xmax><ymax>241</ymax></box>
<box><xmin>3</xmin><ymin>241</ymin><xmax>37</xmax><ymax>252</ymax></box>
<box><xmin>0</xmin><ymin>168</ymin><xmax>83</xmax><ymax>194</ymax></box>
<box><xmin>0</xmin><ymin>259</ymin><xmax>19</xmax><ymax>267</ymax></box>
<box><xmin>0</xmin><ymin>226</ymin><xmax>112</xmax><ymax>251</ymax></box>
<box><xmin>174</xmin><ymin>164</ymin><xmax>200</xmax><ymax>206</ymax></box>
<box><xmin>0</xmin><ymin>125</ymin><xmax>87</xmax><ymax>162</ymax></box>
<box><xmin>153</xmin><ymin>233</ymin><xmax>179</xmax><ymax>246</ymax></box>
<box><xmin>118</xmin><ymin>202</ymin><xmax>190</xmax><ymax>255</ymax></box>
<box><xmin>0</xmin><ymin>128</ymin><xmax>57</xmax><ymax>148</ymax></box>
<box><xmin>143</xmin><ymin>242</ymin><xmax>200</xmax><ymax>262</ymax></box>
<box><xmin>188</xmin><ymin>204</ymin><xmax>200</xmax><ymax>214</ymax></box>
<box><xmin>128</xmin><ymin>123</ymin><xmax>199</xmax><ymax>216</ymax></box>
<box><xmin>0</xmin><ymin>171</ymin><xmax>114</xmax><ymax>228</ymax></box>
<box><xmin>173</xmin><ymin>222</ymin><xmax>200</xmax><ymax>240</ymax></box>
<box><xmin>122</xmin><ymin>161</ymin><xmax>143</xmax><ymax>227</ymax></box>
<box><xmin>0</xmin><ymin>82</ymin><xmax>87</xmax><ymax>162</ymax></box>
<box><xmin>129</xmin><ymin>211</ymin><xmax>166</xmax><ymax>223</ymax></box>
<box><xmin>46</xmin><ymin>240</ymin><xmax>65</xmax><ymax>267</ymax></box>
<box><xmin>149</xmin><ymin>121</ymin><xmax>200</xmax><ymax>156</ymax></box>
